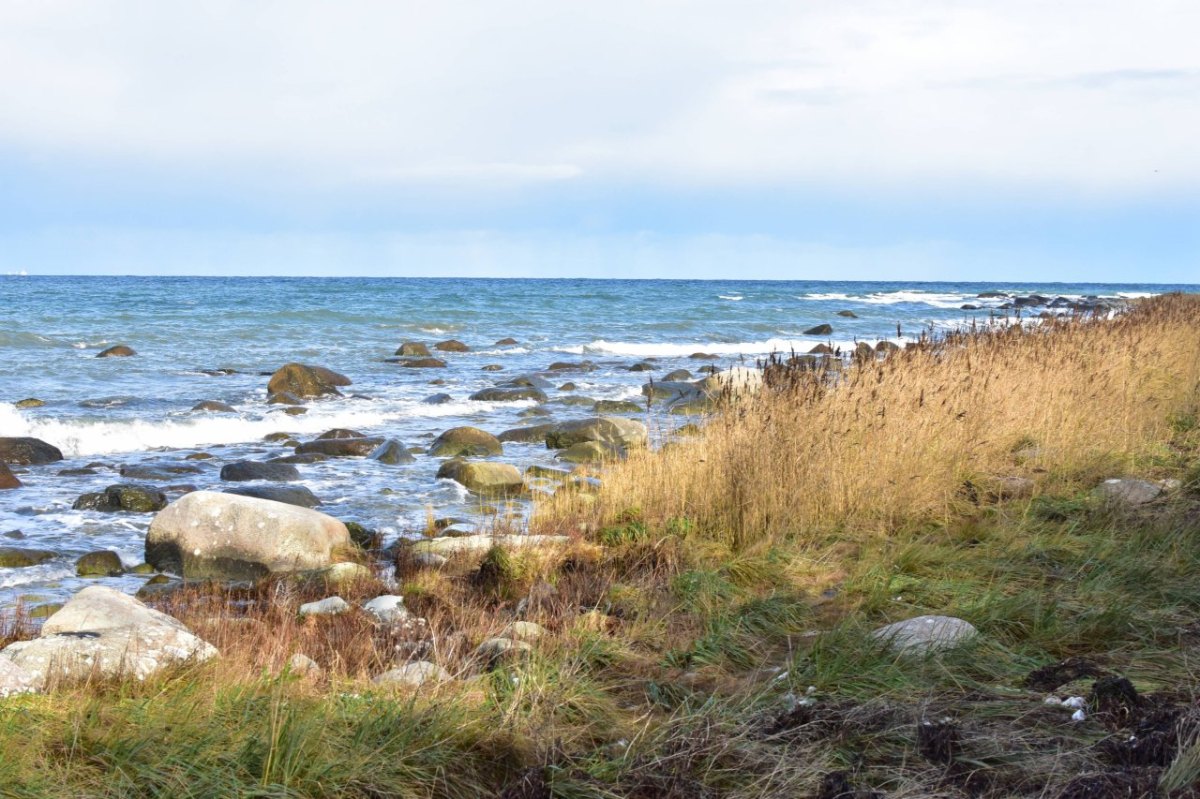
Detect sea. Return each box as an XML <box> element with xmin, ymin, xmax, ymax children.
<box><xmin>1</xmin><ymin>276</ymin><xmax>1194</xmax><ymax>609</ymax></box>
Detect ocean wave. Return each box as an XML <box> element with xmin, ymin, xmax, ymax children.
<box><xmin>718</xmin><ymin>295</ymin><xmax>744</xmax><ymax>301</ymax></box>
<box><xmin>553</xmin><ymin>338</ymin><xmax>905</xmax><ymax>359</ymax></box>
<box><xmin>859</xmin><ymin>291</ymin><xmax>974</xmax><ymax>308</ymax></box>
<box><xmin>798</xmin><ymin>292</ymin><xmax>853</xmax><ymax>301</ymax></box>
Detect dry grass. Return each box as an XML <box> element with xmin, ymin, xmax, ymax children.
<box><xmin>537</xmin><ymin>294</ymin><xmax>1200</xmax><ymax>549</ymax></box>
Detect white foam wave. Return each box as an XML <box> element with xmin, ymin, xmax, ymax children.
<box><xmin>1116</xmin><ymin>291</ymin><xmax>1158</xmax><ymax>298</ymax></box>
<box><xmin>553</xmin><ymin>338</ymin><xmax>905</xmax><ymax>359</ymax></box>
<box><xmin>718</xmin><ymin>295</ymin><xmax>744</xmax><ymax>301</ymax></box>
<box><xmin>473</xmin><ymin>347</ymin><xmax>531</xmax><ymax>356</ymax></box>
<box><xmin>799</xmin><ymin>292</ymin><xmax>853</xmax><ymax>301</ymax></box>
<box><xmin>860</xmin><ymin>291</ymin><xmax>973</xmax><ymax>308</ymax></box>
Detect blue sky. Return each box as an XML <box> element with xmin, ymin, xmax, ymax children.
<box><xmin>0</xmin><ymin>1</ymin><xmax>1197</xmax><ymax>282</ymax></box>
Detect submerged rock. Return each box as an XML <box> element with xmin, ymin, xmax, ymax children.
<box><xmin>469</xmin><ymin>386</ymin><xmax>547</xmax><ymax>402</ymax></box>
<box><xmin>395</xmin><ymin>342</ymin><xmax>431</xmax><ymax>357</ymax></box>
<box><xmin>0</xmin><ymin>463</ymin><xmax>20</xmax><ymax>490</ymax></box>
<box><xmin>75</xmin><ymin>550</ymin><xmax>125</xmax><ymax>577</ymax></box>
<box><xmin>872</xmin><ymin>615</ymin><xmax>977</xmax><ymax>654</ymax></box>
<box><xmin>224</xmin><ymin>485</ymin><xmax>322</xmax><ymax>508</ymax></box>
<box><xmin>0</xmin><ymin>437</ymin><xmax>63</xmax><ymax>465</ymax></box>
<box><xmin>97</xmin><ymin>344</ymin><xmax>136</xmax><ymax>358</ymax></box>
<box><xmin>220</xmin><ymin>461</ymin><xmax>301</xmax><ymax>482</ymax></box>
<box><xmin>0</xmin><ymin>586</ymin><xmax>217</xmax><ymax>684</ymax></box>
<box><xmin>191</xmin><ymin>400</ymin><xmax>237</xmax><ymax>413</ymax></box>
<box><xmin>266</xmin><ymin>363</ymin><xmax>350</xmax><ymax>399</ymax></box>
<box><xmin>433</xmin><ymin>339</ymin><xmax>470</xmax><ymax>352</ymax></box>
<box><xmin>72</xmin><ymin>484</ymin><xmax>168</xmax><ymax>513</ymax></box>
<box><xmin>370</xmin><ymin>439</ymin><xmax>415</xmax><ymax>465</ymax></box>
<box><xmin>593</xmin><ymin>400</ymin><xmax>643</xmax><ymax>414</ymax></box>
<box><xmin>0</xmin><ymin>547</ymin><xmax>57</xmax><ymax>568</ymax></box>
<box><xmin>395</xmin><ymin>357</ymin><xmax>447</xmax><ymax>368</ymax></box>
<box><xmin>428</xmin><ymin>427</ymin><xmax>502</xmax><ymax>458</ymax></box>
<box><xmin>296</xmin><ymin>437</ymin><xmax>385</xmax><ymax>458</ymax></box>
<box><xmin>145</xmin><ymin>491</ymin><xmax>352</xmax><ymax>580</ymax></box>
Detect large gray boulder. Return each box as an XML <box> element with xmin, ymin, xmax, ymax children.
<box><xmin>219</xmin><ymin>461</ymin><xmax>301</xmax><ymax>482</ymax></box>
<box><xmin>436</xmin><ymin>460</ymin><xmax>525</xmax><ymax>496</ymax></box>
<box><xmin>1092</xmin><ymin>478</ymin><xmax>1162</xmax><ymax>506</ymax></box>
<box><xmin>697</xmin><ymin>367</ymin><xmax>764</xmax><ymax>396</ymax></box>
<box><xmin>0</xmin><ymin>586</ymin><xmax>217</xmax><ymax>684</ymax></box>
<box><xmin>0</xmin><ymin>657</ymin><xmax>38</xmax><ymax>697</ymax></box>
<box><xmin>544</xmin><ymin>417</ymin><xmax>648</xmax><ymax>450</ymax></box>
<box><xmin>428</xmin><ymin>427</ymin><xmax>502</xmax><ymax>457</ymax></box>
<box><xmin>0</xmin><ymin>437</ymin><xmax>63</xmax><ymax>465</ymax></box>
<box><xmin>871</xmin><ymin>615</ymin><xmax>977</xmax><ymax>654</ymax></box>
<box><xmin>145</xmin><ymin>491</ymin><xmax>353</xmax><ymax>580</ymax></box>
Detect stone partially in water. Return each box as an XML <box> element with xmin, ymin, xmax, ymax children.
<box><xmin>75</xmin><ymin>550</ymin><xmax>125</xmax><ymax>577</ymax></box>
<box><xmin>395</xmin><ymin>342</ymin><xmax>431</xmax><ymax>357</ymax></box>
<box><xmin>803</xmin><ymin>324</ymin><xmax>833</xmax><ymax>336</ymax></box>
<box><xmin>433</xmin><ymin>339</ymin><xmax>470</xmax><ymax>352</ymax></box>
<box><xmin>469</xmin><ymin>386</ymin><xmax>547</xmax><ymax>402</ymax></box>
<box><xmin>428</xmin><ymin>427</ymin><xmax>502</xmax><ymax>458</ymax></box>
<box><xmin>14</xmin><ymin>398</ymin><xmax>44</xmax><ymax>408</ymax></box>
<box><xmin>0</xmin><ymin>463</ymin><xmax>20</xmax><ymax>490</ymax></box>
<box><xmin>191</xmin><ymin>400</ymin><xmax>237</xmax><ymax>413</ymax></box>
<box><xmin>0</xmin><ymin>547</ymin><xmax>57</xmax><ymax>568</ymax></box>
<box><xmin>145</xmin><ymin>491</ymin><xmax>352</xmax><ymax>580</ymax></box>
<box><xmin>220</xmin><ymin>461</ymin><xmax>301</xmax><ymax>482</ymax></box>
<box><xmin>556</xmin><ymin>441</ymin><xmax>620</xmax><ymax>464</ymax></box>
<box><xmin>498</xmin><ymin>424</ymin><xmax>555</xmax><ymax>444</ymax></box>
<box><xmin>224</xmin><ymin>485</ymin><xmax>321</xmax><ymax>509</ymax></box>
<box><xmin>436</xmin><ymin>461</ymin><xmax>525</xmax><ymax>496</ymax></box>
<box><xmin>295</xmin><ymin>437</ymin><xmax>385</xmax><ymax>458</ymax></box>
<box><xmin>0</xmin><ymin>437</ymin><xmax>63</xmax><ymax>465</ymax></box>
<box><xmin>97</xmin><ymin>344</ymin><xmax>136</xmax><ymax>358</ymax></box>
<box><xmin>544</xmin><ymin>417</ymin><xmax>648</xmax><ymax>450</ymax></box>
<box><xmin>266</xmin><ymin>363</ymin><xmax>349</xmax><ymax>399</ymax></box>
<box><xmin>73</xmin><ymin>483</ymin><xmax>168</xmax><ymax>513</ymax></box>
<box><xmin>370</xmin><ymin>439</ymin><xmax>415</xmax><ymax>465</ymax></box>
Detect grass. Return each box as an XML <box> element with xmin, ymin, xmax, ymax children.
<box><xmin>3</xmin><ymin>295</ymin><xmax>1200</xmax><ymax>797</ymax></box>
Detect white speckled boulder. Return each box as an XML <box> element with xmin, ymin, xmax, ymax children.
<box><xmin>0</xmin><ymin>586</ymin><xmax>216</xmax><ymax>686</ymax></box>
<box><xmin>146</xmin><ymin>491</ymin><xmax>352</xmax><ymax>580</ymax></box>
<box><xmin>871</xmin><ymin>615</ymin><xmax>978</xmax><ymax>654</ymax></box>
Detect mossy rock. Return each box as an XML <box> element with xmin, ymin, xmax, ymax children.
<box><xmin>436</xmin><ymin>460</ymin><xmax>526</xmax><ymax>496</ymax></box>
<box><xmin>267</xmin><ymin>363</ymin><xmax>349</xmax><ymax>399</ymax></box>
<box><xmin>556</xmin><ymin>441</ymin><xmax>620</xmax><ymax>464</ymax></box>
<box><xmin>428</xmin><ymin>427</ymin><xmax>502</xmax><ymax>458</ymax></box>
<box><xmin>395</xmin><ymin>342</ymin><xmax>431</xmax><ymax>357</ymax></box>
<box><xmin>76</xmin><ymin>550</ymin><xmax>125</xmax><ymax>577</ymax></box>
<box><xmin>593</xmin><ymin>400</ymin><xmax>643</xmax><ymax>414</ymax></box>
<box><xmin>0</xmin><ymin>547</ymin><xmax>57</xmax><ymax>568</ymax></box>
<box><xmin>14</xmin><ymin>398</ymin><xmax>45</xmax><ymax>408</ymax></box>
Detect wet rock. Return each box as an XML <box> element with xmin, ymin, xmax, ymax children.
<box><xmin>266</xmin><ymin>363</ymin><xmax>350</xmax><ymax>399</ymax></box>
<box><xmin>593</xmin><ymin>399</ymin><xmax>643</xmax><ymax>414</ymax></box>
<box><xmin>0</xmin><ymin>463</ymin><xmax>20</xmax><ymax>490</ymax></box>
<box><xmin>370</xmin><ymin>439</ymin><xmax>415</xmax><ymax>465</ymax></box>
<box><xmin>362</xmin><ymin>595</ymin><xmax>408</xmax><ymax>623</ymax></box>
<box><xmin>433</xmin><ymin>339</ymin><xmax>470</xmax><ymax>352</ymax></box>
<box><xmin>662</xmin><ymin>369</ymin><xmax>692</xmax><ymax>381</ymax></box>
<box><xmin>192</xmin><ymin>400</ymin><xmax>237</xmax><ymax>413</ymax></box>
<box><xmin>119</xmin><ymin>462</ymin><xmax>201</xmax><ymax>480</ymax></box>
<box><xmin>1092</xmin><ymin>478</ymin><xmax>1162</xmax><ymax>506</ymax></box>
<box><xmin>344</xmin><ymin>522</ymin><xmax>380</xmax><ymax>550</ymax></box>
<box><xmin>14</xmin><ymin>398</ymin><xmax>44</xmax><ymax>408</ymax></box>
<box><xmin>145</xmin><ymin>491</ymin><xmax>352</xmax><ymax>580</ymax></box>
<box><xmin>698</xmin><ymin>366</ymin><xmax>764</xmax><ymax>396</ymax></box>
<box><xmin>0</xmin><ymin>547</ymin><xmax>57</xmax><ymax>568</ymax></box>
<box><xmin>469</xmin><ymin>386</ymin><xmax>548</xmax><ymax>402</ymax></box>
<box><xmin>554</xmin><ymin>395</ymin><xmax>596</xmax><ymax>408</ymax></box>
<box><xmin>268</xmin><ymin>453</ymin><xmax>327</xmax><ymax>465</ymax></box>
<box><xmin>809</xmin><ymin>343</ymin><xmax>834</xmax><ymax>355</ymax></box>
<box><xmin>436</xmin><ymin>460</ymin><xmax>525</xmax><ymax>496</ymax></box>
<box><xmin>295</xmin><ymin>437</ymin><xmax>385</xmax><ymax>458</ymax></box>
<box><xmin>395</xmin><ymin>357</ymin><xmax>447</xmax><ymax>368</ymax></box>
<box><xmin>0</xmin><ymin>437</ymin><xmax>63</xmax><ymax>465</ymax></box>
<box><xmin>482</xmin><ymin>364</ymin><xmax>503</xmax><ymax>371</ymax></box>
<box><xmin>803</xmin><ymin>324</ymin><xmax>833</xmax><ymax>335</ymax></box>
<box><xmin>689</xmin><ymin>352</ymin><xmax>718</xmax><ymax>359</ymax></box>
<box><xmin>373</xmin><ymin>661</ymin><xmax>449</xmax><ymax>687</ymax></box>
<box><xmin>267</xmin><ymin>391</ymin><xmax>305</xmax><ymax>406</ymax></box>
<box><xmin>58</xmin><ymin>467</ymin><xmax>97</xmax><ymax>476</ymax></box>
<box><xmin>836</xmin><ymin>310</ymin><xmax>858</xmax><ymax>318</ymax></box>
<box><xmin>298</xmin><ymin>596</ymin><xmax>349</xmax><ymax>616</ymax></box>
<box><xmin>545</xmin><ymin>417</ymin><xmax>648</xmax><ymax>450</ymax></box>
<box><xmin>498</xmin><ymin>424</ymin><xmax>556</xmax><ymax>444</ymax></box>
<box><xmin>423</xmin><ymin>393</ymin><xmax>453</xmax><ymax>404</ymax></box>
<box><xmin>545</xmin><ymin>361</ymin><xmax>595</xmax><ymax>372</ymax></box>
<box><xmin>507</xmin><ymin>374</ymin><xmax>554</xmax><ymax>389</ymax></box>
<box><xmin>558</xmin><ymin>382</ymin><xmax>577</xmax><ymax>391</ymax></box>
<box><xmin>0</xmin><ymin>586</ymin><xmax>217</xmax><ymax>683</ymax></box>
<box><xmin>395</xmin><ymin>342</ymin><xmax>431</xmax><ymax>357</ymax></box>
<box><xmin>75</xmin><ymin>550</ymin><xmax>125</xmax><ymax>577</ymax></box>
<box><xmin>428</xmin><ymin>427</ymin><xmax>503</xmax><ymax>458</ymax></box>
<box><xmin>317</xmin><ymin>428</ymin><xmax>364</xmax><ymax>440</ymax></box>
<box><xmin>224</xmin><ymin>485</ymin><xmax>321</xmax><ymax>508</ymax></box>
<box><xmin>961</xmin><ymin>304</ymin><xmax>980</xmax><ymax>310</ymax></box>
<box><xmin>628</xmin><ymin>362</ymin><xmax>654</xmax><ymax>372</ymax></box>
<box><xmin>494</xmin><ymin>337</ymin><xmax>518</xmax><ymax>346</ymax></box>
<box><xmin>220</xmin><ymin>461</ymin><xmax>301</xmax><ymax>482</ymax></box>
<box><xmin>643</xmin><ymin>381</ymin><xmax>701</xmax><ymax>403</ymax></box>
<box><xmin>518</xmin><ymin>406</ymin><xmax>552</xmax><ymax>418</ymax></box>
<box><xmin>875</xmin><ymin>341</ymin><xmax>901</xmax><ymax>352</ymax></box>
<box><xmin>73</xmin><ymin>483</ymin><xmax>168</xmax><ymax>513</ymax></box>
<box><xmin>97</xmin><ymin>344</ymin><xmax>136</xmax><ymax>358</ymax></box>
<box><xmin>557</xmin><ymin>441</ymin><xmax>620</xmax><ymax>464</ymax></box>
<box><xmin>872</xmin><ymin>615</ymin><xmax>977</xmax><ymax>654</ymax></box>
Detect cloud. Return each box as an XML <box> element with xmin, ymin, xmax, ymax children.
<box><xmin>0</xmin><ymin>0</ymin><xmax>1197</xmax><ymax>196</ymax></box>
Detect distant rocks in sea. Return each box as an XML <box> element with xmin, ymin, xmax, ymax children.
<box><xmin>96</xmin><ymin>344</ymin><xmax>136</xmax><ymax>358</ymax></box>
<box><xmin>267</xmin><ymin>363</ymin><xmax>350</xmax><ymax>400</ymax></box>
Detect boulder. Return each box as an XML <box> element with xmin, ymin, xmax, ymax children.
<box><xmin>268</xmin><ymin>453</ymin><xmax>327</xmax><ymax>465</ymax></box>
<box><xmin>267</xmin><ymin>392</ymin><xmax>305</xmax><ymax>406</ymax></box>
<box><xmin>72</xmin><ymin>484</ymin><xmax>168</xmax><ymax>513</ymax></box>
<box><xmin>423</xmin><ymin>393</ymin><xmax>453</xmax><ymax>405</ymax></box>
<box><xmin>558</xmin><ymin>382</ymin><xmax>577</xmax><ymax>391</ymax></box>
<box><xmin>0</xmin><ymin>463</ymin><xmax>20</xmax><ymax>490</ymax></box>
<box><xmin>119</xmin><ymin>462</ymin><xmax>201</xmax><ymax>480</ymax></box>
<box><xmin>14</xmin><ymin>398</ymin><xmax>44</xmax><ymax>408</ymax></box>
<box><xmin>836</xmin><ymin>310</ymin><xmax>858</xmax><ymax>318</ymax></box>
<box><xmin>628</xmin><ymin>362</ymin><xmax>654</xmax><ymax>372</ymax></box>
<box><xmin>507</xmin><ymin>374</ymin><xmax>554</xmax><ymax>389</ymax></box>
<box><xmin>662</xmin><ymin>369</ymin><xmax>692</xmax><ymax>381</ymax></box>
<box><xmin>809</xmin><ymin>343</ymin><xmax>834</xmax><ymax>355</ymax></box>
<box><xmin>428</xmin><ymin>427</ymin><xmax>503</xmax><ymax>458</ymax></box>
<box><xmin>97</xmin><ymin>345</ymin><xmax>136</xmax><ymax>358</ymax></box>
<box><xmin>433</xmin><ymin>339</ymin><xmax>470</xmax><ymax>352</ymax></box>
<box><xmin>145</xmin><ymin>491</ymin><xmax>352</xmax><ymax>580</ymax></box>
<box><xmin>803</xmin><ymin>324</ymin><xmax>833</xmax><ymax>335</ymax></box>
<box><xmin>0</xmin><ymin>586</ymin><xmax>217</xmax><ymax>683</ymax></box>
<box><xmin>872</xmin><ymin>615</ymin><xmax>977</xmax><ymax>654</ymax></box>
<box><xmin>192</xmin><ymin>400</ymin><xmax>237</xmax><ymax>413</ymax></box>
<box><xmin>370</xmin><ymin>439</ymin><xmax>415</xmax><ymax>465</ymax></box>
<box><xmin>224</xmin><ymin>485</ymin><xmax>322</xmax><ymax>508</ymax></box>
<box><xmin>544</xmin><ymin>417</ymin><xmax>648</xmax><ymax>450</ymax></box>
<box><xmin>373</xmin><ymin>661</ymin><xmax>449</xmax><ymax>688</ymax></box>
<box><xmin>0</xmin><ymin>547</ymin><xmax>57</xmax><ymax>568</ymax></box>
<box><xmin>498</xmin><ymin>424</ymin><xmax>556</xmax><ymax>444</ymax></box>
<box><xmin>1092</xmin><ymin>478</ymin><xmax>1162</xmax><ymax>506</ymax></box>
<box><xmin>395</xmin><ymin>342</ymin><xmax>431</xmax><ymax>357</ymax></box>
<box><xmin>396</xmin><ymin>358</ymin><xmax>447</xmax><ymax>368</ymax></box>
<box><xmin>220</xmin><ymin>461</ymin><xmax>301</xmax><ymax>482</ymax></box>
<box><xmin>0</xmin><ymin>437</ymin><xmax>64</xmax><ymax>465</ymax></box>
<box><xmin>557</xmin><ymin>441</ymin><xmax>619</xmax><ymax>464</ymax></box>
<box><xmin>316</xmin><ymin>428</ymin><xmax>364</xmax><ymax>440</ymax></box>
<box><xmin>875</xmin><ymin>341</ymin><xmax>901</xmax><ymax>353</ymax></box>
<box><xmin>436</xmin><ymin>461</ymin><xmax>525</xmax><ymax>496</ymax></box>
<box><xmin>75</xmin><ymin>550</ymin><xmax>125</xmax><ymax>576</ymax></box>
<box><xmin>495</xmin><ymin>337</ymin><xmax>519</xmax><ymax>346</ymax></box>
<box><xmin>698</xmin><ymin>367</ymin><xmax>764</xmax><ymax>396</ymax></box>
<box><xmin>295</xmin><ymin>437</ymin><xmax>384</xmax><ymax>458</ymax></box>
<box><xmin>642</xmin><ymin>381</ymin><xmax>700</xmax><ymax>403</ymax></box>
<box><xmin>266</xmin><ymin>363</ymin><xmax>350</xmax><ymax>399</ymax></box>
<box><xmin>469</xmin><ymin>386</ymin><xmax>548</xmax><ymax>402</ymax></box>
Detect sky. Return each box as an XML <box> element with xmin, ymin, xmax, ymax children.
<box><xmin>0</xmin><ymin>1</ymin><xmax>1197</xmax><ymax>282</ymax></box>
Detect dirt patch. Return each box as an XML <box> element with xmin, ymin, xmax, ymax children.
<box><xmin>1055</xmin><ymin>768</ymin><xmax>1162</xmax><ymax>799</ymax></box>
<box><xmin>1026</xmin><ymin>657</ymin><xmax>1104</xmax><ymax>692</ymax></box>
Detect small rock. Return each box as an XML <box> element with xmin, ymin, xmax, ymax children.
<box><xmin>362</xmin><ymin>595</ymin><xmax>408</xmax><ymax>623</ymax></box>
<box><xmin>299</xmin><ymin>596</ymin><xmax>349</xmax><ymax>617</ymax></box>
<box><xmin>97</xmin><ymin>344</ymin><xmax>136</xmax><ymax>358</ymax></box>
<box><xmin>373</xmin><ymin>661</ymin><xmax>450</xmax><ymax>687</ymax></box>
<box><xmin>836</xmin><ymin>310</ymin><xmax>858</xmax><ymax>318</ymax></box>
<box><xmin>0</xmin><ymin>463</ymin><xmax>20</xmax><ymax>490</ymax></box>
<box><xmin>395</xmin><ymin>342</ymin><xmax>431</xmax><ymax>357</ymax></box>
<box><xmin>370</xmin><ymin>439</ymin><xmax>415</xmax><ymax>465</ymax></box>
<box><xmin>220</xmin><ymin>461</ymin><xmax>301</xmax><ymax>482</ymax></box>
<box><xmin>1092</xmin><ymin>478</ymin><xmax>1162</xmax><ymax>506</ymax></box>
<box><xmin>433</xmin><ymin>339</ymin><xmax>470</xmax><ymax>352</ymax></box>
<box><xmin>803</xmin><ymin>324</ymin><xmax>833</xmax><ymax>336</ymax></box>
<box><xmin>395</xmin><ymin>357</ymin><xmax>447</xmax><ymax>368</ymax></box>
<box><xmin>286</xmin><ymin>653</ymin><xmax>322</xmax><ymax>677</ymax></box>
<box><xmin>505</xmin><ymin>621</ymin><xmax>546</xmax><ymax>641</ymax></box>
<box><xmin>428</xmin><ymin>427</ymin><xmax>502</xmax><ymax>458</ymax></box>
<box><xmin>475</xmin><ymin>637</ymin><xmax>532</xmax><ymax>665</ymax></box>
<box><xmin>14</xmin><ymin>398</ymin><xmax>45</xmax><ymax>408</ymax></box>
<box><xmin>411</xmin><ymin>552</ymin><xmax>449</xmax><ymax>569</ymax></box>
<box><xmin>0</xmin><ymin>547</ymin><xmax>58</xmax><ymax>568</ymax></box>
<box><xmin>75</xmin><ymin>550</ymin><xmax>125</xmax><ymax>577</ymax></box>
<box><xmin>871</xmin><ymin>615</ymin><xmax>977</xmax><ymax>654</ymax></box>
<box><xmin>191</xmin><ymin>400</ymin><xmax>237</xmax><ymax>413</ymax></box>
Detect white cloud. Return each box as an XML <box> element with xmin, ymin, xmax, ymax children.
<box><xmin>0</xmin><ymin>1</ymin><xmax>1196</xmax><ymax>193</ymax></box>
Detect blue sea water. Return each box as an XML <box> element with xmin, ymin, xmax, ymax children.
<box><xmin>0</xmin><ymin>276</ymin><xmax>1194</xmax><ymax>606</ymax></box>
